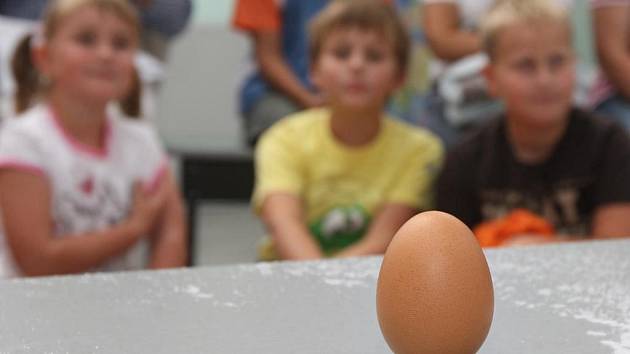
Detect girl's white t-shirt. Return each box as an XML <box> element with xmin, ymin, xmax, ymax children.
<box><xmin>423</xmin><ymin>0</ymin><xmax>495</xmax><ymax>31</ymax></box>
<box><xmin>423</xmin><ymin>0</ymin><xmax>495</xmax><ymax>78</ymax></box>
<box><xmin>423</xmin><ymin>0</ymin><xmax>574</xmax><ymax>30</ymax></box>
<box><xmin>0</xmin><ymin>104</ymin><xmax>167</xmax><ymax>277</ymax></box>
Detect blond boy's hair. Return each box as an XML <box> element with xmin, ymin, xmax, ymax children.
<box><xmin>481</xmin><ymin>0</ymin><xmax>570</xmax><ymax>59</ymax></box>
<box><xmin>308</xmin><ymin>0</ymin><xmax>410</xmax><ymax>76</ymax></box>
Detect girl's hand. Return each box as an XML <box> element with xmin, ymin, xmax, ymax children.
<box><xmin>127</xmin><ymin>178</ymin><xmax>169</xmax><ymax>238</ymax></box>
<box><xmin>501</xmin><ymin>234</ymin><xmax>556</xmax><ymax>247</ymax></box>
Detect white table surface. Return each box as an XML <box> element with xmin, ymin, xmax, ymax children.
<box><xmin>0</xmin><ymin>239</ymin><xmax>629</xmax><ymax>353</ymax></box>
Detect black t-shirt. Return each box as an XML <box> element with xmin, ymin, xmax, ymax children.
<box><xmin>436</xmin><ymin>109</ymin><xmax>630</xmax><ymax>235</ymax></box>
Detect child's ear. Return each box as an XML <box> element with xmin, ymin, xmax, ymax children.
<box><xmin>482</xmin><ymin>63</ymin><xmax>498</xmax><ymax>98</ymax></box>
<box><xmin>309</xmin><ymin>63</ymin><xmax>322</xmax><ymax>90</ymax></box>
<box><xmin>392</xmin><ymin>72</ymin><xmax>406</xmax><ymax>91</ymax></box>
<box><xmin>31</xmin><ymin>43</ymin><xmax>50</xmax><ymax>77</ymax></box>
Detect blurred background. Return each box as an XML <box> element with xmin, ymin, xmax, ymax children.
<box><xmin>159</xmin><ymin>0</ymin><xmax>596</xmax><ymax>267</ymax></box>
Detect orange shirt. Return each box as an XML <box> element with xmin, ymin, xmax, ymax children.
<box><xmin>232</xmin><ymin>0</ymin><xmax>393</xmax><ymax>32</ymax></box>
<box><xmin>232</xmin><ymin>0</ymin><xmax>281</xmax><ymax>32</ymax></box>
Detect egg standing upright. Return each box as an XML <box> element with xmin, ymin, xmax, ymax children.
<box><xmin>376</xmin><ymin>211</ymin><xmax>494</xmax><ymax>354</ymax></box>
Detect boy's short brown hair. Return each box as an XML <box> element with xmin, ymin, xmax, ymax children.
<box><xmin>309</xmin><ymin>0</ymin><xmax>410</xmax><ymax>76</ymax></box>
<box><xmin>481</xmin><ymin>0</ymin><xmax>570</xmax><ymax>60</ymax></box>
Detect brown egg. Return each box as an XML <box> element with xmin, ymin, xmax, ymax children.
<box><xmin>376</xmin><ymin>211</ymin><xmax>494</xmax><ymax>354</ymax></box>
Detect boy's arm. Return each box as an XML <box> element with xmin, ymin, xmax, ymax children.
<box><xmin>334</xmin><ymin>204</ymin><xmax>416</xmax><ymax>258</ymax></box>
<box><xmin>591</xmin><ymin>203</ymin><xmax>630</xmax><ymax>238</ymax></box>
<box><xmin>498</xmin><ymin>205</ymin><xmax>630</xmax><ymax>247</ymax></box>
<box><xmin>0</xmin><ymin>170</ymin><xmax>165</xmax><ymax>276</ymax></box>
<box><xmin>148</xmin><ymin>170</ymin><xmax>188</xmax><ymax>269</ymax></box>
<box><xmin>500</xmin><ymin>204</ymin><xmax>630</xmax><ymax>247</ymax></box>
<box><xmin>261</xmin><ymin>193</ymin><xmax>324</xmax><ymax>260</ymax></box>
<box><xmin>253</xmin><ymin>31</ymin><xmax>323</xmax><ymax>108</ymax></box>
<box><xmin>422</xmin><ymin>2</ymin><xmax>482</xmax><ymax>62</ymax></box>
<box><xmin>593</xmin><ymin>4</ymin><xmax>630</xmax><ymax>99</ymax></box>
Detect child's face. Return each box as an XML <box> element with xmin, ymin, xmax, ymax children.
<box><xmin>485</xmin><ymin>21</ymin><xmax>575</xmax><ymax>127</ymax></box>
<box><xmin>311</xmin><ymin>27</ymin><xmax>402</xmax><ymax>111</ymax></box>
<box><xmin>36</xmin><ymin>6</ymin><xmax>137</xmax><ymax>104</ymax></box>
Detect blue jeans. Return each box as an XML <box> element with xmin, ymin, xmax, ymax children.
<box><xmin>416</xmin><ymin>89</ymin><xmax>500</xmax><ymax>149</ymax></box>
<box><xmin>243</xmin><ymin>92</ymin><xmax>300</xmax><ymax>146</ymax></box>
<box><xmin>594</xmin><ymin>94</ymin><xmax>630</xmax><ymax>131</ymax></box>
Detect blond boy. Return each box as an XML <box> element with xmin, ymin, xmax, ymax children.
<box><xmin>437</xmin><ymin>0</ymin><xmax>630</xmax><ymax>245</ymax></box>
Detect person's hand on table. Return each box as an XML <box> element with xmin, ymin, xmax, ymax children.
<box><xmin>501</xmin><ymin>234</ymin><xmax>558</xmax><ymax>247</ymax></box>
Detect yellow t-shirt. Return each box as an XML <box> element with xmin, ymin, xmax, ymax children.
<box><xmin>253</xmin><ymin>108</ymin><xmax>443</xmax><ymax>257</ymax></box>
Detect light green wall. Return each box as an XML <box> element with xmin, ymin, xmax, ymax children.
<box><xmin>192</xmin><ymin>0</ymin><xmax>234</xmax><ymax>26</ymax></box>
<box><xmin>571</xmin><ymin>0</ymin><xmax>595</xmax><ymax>66</ymax></box>
<box><xmin>190</xmin><ymin>0</ymin><xmax>596</xmax><ymax>65</ymax></box>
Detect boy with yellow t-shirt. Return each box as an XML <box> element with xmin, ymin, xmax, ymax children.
<box><xmin>253</xmin><ymin>0</ymin><xmax>443</xmax><ymax>260</ymax></box>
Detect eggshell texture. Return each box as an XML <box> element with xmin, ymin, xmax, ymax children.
<box><xmin>376</xmin><ymin>211</ymin><xmax>494</xmax><ymax>354</ymax></box>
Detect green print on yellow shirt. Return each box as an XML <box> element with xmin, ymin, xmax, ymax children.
<box><xmin>252</xmin><ymin>108</ymin><xmax>444</xmax><ymax>260</ymax></box>
<box><xmin>309</xmin><ymin>204</ymin><xmax>371</xmax><ymax>254</ymax></box>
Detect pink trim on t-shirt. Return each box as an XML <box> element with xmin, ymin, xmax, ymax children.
<box><xmin>590</xmin><ymin>73</ymin><xmax>614</xmax><ymax>107</ymax></box>
<box><xmin>0</xmin><ymin>159</ymin><xmax>47</xmax><ymax>178</ymax></box>
<box><xmin>145</xmin><ymin>157</ymin><xmax>169</xmax><ymax>194</ymax></box>
<box><xmin>47</xmin><ymin>106</ymin><xmax>112</xmax><ymax>159</ymax></box>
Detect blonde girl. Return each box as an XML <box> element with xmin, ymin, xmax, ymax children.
<box><xmin>0</xmin><ymin>0</ymin><xmax>187</xmax><ymax>277</ymax></box>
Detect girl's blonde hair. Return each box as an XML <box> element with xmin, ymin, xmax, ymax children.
<box><xmin>481</xmin><ymin>0</ymin><xmax>570</xmax><ymax>59</ymax></box>
<box><xmin>308</xmin><ymin>0</ymin><xmax>410</xmax><ymax>77</ymax></box>
<box><xmin>12</xmin><ymin>0</ymin><xmax>141</xmax><ymax>116</ymax></box>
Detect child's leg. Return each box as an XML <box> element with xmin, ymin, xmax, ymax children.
<box><xmin>244</xmin><ymin>91</ymin><xmax>300</xmax><ymax>146</ymax></box>
<box><xmin>416</xmin><ymin>88</ymin><xmax>461</xmax><ymax>148</ymax></box>
<box><xmin>594</xmin><ymin>94</ymin><xmax>630</xmax><ymax>131</ymax></box>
